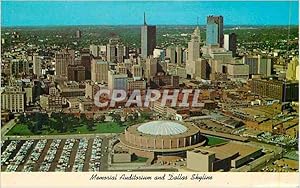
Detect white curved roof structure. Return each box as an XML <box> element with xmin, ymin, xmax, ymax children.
<box><xmin>137</xmin><ymin>121</ymin><xmax>187</xmax><ymax>136</ymax></box>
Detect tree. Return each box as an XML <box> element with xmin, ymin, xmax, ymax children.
<box><xmin>80</xmin><ymin>113</ymin><xmax>88</xmax><ymax>124</ymax></box>
<box><xmin>112</xmin><ymin>113</ymin><xmax>121</xmax><ymax>123</ymax></box>
<box><xmin>97</xmin><ymin>115</ymin><xmax>106</xmax><ymax>123</ymax></box>
<box><xmin>127</xmin><ymin>115</ymin><xmax>134</xmax><ymax>122</ymax></box>
<box><xmin>86</xmin><ymin>119</ymin><xmax>95</xmax><ymax>131</ymax></box>
<box><xmin>133</xmin><ymin>112</ymin><xmax>139</xmax><ymax>120</ymax></box>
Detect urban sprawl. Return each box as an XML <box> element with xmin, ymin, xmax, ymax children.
<box><xmin>1</xmin><ymin>15</ymin><xmax>299</xmax><ymax>172</ymax></box>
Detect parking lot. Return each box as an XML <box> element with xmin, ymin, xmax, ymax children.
<box><xmin>1</xmin><ymin>137</ymin><xmax>109</xmax><ymax>172</ymax></box>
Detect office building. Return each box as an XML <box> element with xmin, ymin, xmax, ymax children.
<box><xmin>206</xmin><ymin>15</ymin><xmax>224</xmax><ymax>47</ymax></box>
<box><xmin>251</xmin><ymin>79</ymin><xmax>299</xmax><ymax>102</ymax></box>
<box><xmin>166</xmin><ymin>46</ymin><xmax>176</xmax><ymax>64</ymax></box>
<box><xmin>186</xmin><ymin>142</ymin><xmax>262</xmax><ymax>172</ymax></box>
<box><xmin>286</xmin><ymin>57</ymin><xmax>299</xmax><ymax>81</ymax></box>
<box><xmin>131</xmin><ymin>64</ymin><xmax>143</xmax><ymax>80</ymax></box>
<box><xmin>1</xmin><ymin>86</ymin><xmax>25</xmax><ymax>112</ymax></box>
<box><xmin>127</xmin><ymin>78</ymin><xmax>146</xmax><ymax>92</ymax></box>
<box><xmin>55</xmin><ymin>49</ymin><xmax>75</xmax><ymax>77</ymax></box>
<box><xmin>91</xmin><ymin>59</ymin><xmax>109</xmax><ymax>83</ymax></box>
<box><xmin>141</xmin><ymin>13</ymin><xmax>156</xmax><ymax>58</ymax></box>
<box><xmin>10</xmin><ymin>59</ymin><xmax>29</xmax><ymax>76</ymax></box>
<box><xmin>224</xmin><ymin>33</ymin><xmax>237</xmax><ymax>56</ymax></box>
<box><xmin>90</xmin><ymin>44</ymin><xmax>99</xmax><ymax>58</ymax></box>
<box><xmin>243</xmin><ymin>56</ymin><xmax>259</xmax><ymax>76</ymax></box>
<box><xmin>258</xmin><ymin>55</ymin><xmax>272</xmax><ymax>77</ymax></box>
<box><xmin>145</xmin><ymin>56</ymin><xmax>157</xmax><ymax>80</ymax></box>
<box><xmin>116</xmin><ymin>44</ymin><xmax>125</xmax><ymax>63</ymax></box>
<box><xmin>23</xmin><ymin>82</ymin><xmax>35</xmax><ymax>105</ymax></box>
<box><xmin>80</xmin><ymin>50</ymin><xmax>92</xmax><ymax>80</ymax></box>
<box><xmin>175</xmin><ymin>46</ymin><xmax>183</xmax><ymax>64</ymax></box>
<box><xmin>67</xmin><ymin>65</ymin><xmax>86</xmax><ymax>82</ymax></box>
<box><xmin>108</xmin><ymin>70</ymin><xmax>128</xmax><ymax>92</ymax></box>
<box><xmin>188</xmin><ymin>26</ymin><xmax>201</xmax><ymax>61</ymax></box>
<box><xmin>40</xmin><ymin>95</ymin><xmax>64</xmax><ymax>111</ymax></box>
<box><xmin>227</xmin><ymin>63</ymin><xmax>249</xmax><ymax>82</ymax></box>
<box><xmin>33</xmin><ymin>55</ymin><xmax>42</xmax><ymax>77</ymax></box>
<box><xmin>76</xmin><ymin>30</ymin><xmax>82</xmax><ymax>38</ymax></box>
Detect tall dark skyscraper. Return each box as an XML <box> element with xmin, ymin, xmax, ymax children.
<box><xmin>141</xmin><ymin>13</ymin><xmax>156</xmax><ymax>59</ymax></box>
<box><xmin>206</xmin><ymin>15</ymin><xmax>224</xmax><ymax>47</ymax></box>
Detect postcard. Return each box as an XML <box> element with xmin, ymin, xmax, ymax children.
<box><xmin>0</xmin><ymin>1</ymin><xmax>299</xmax><ymax>188</ymax></box>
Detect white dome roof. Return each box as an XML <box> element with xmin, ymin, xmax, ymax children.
<box><xmin>137</xmin><ymin>121</ymin><xmax>187</xmax><ymax>136</ymax></box>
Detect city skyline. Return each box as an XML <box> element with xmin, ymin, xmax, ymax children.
<box><xmin>2</xmin><ymin>1</ymin><xmax>299</xmax><ymax>27</ymax></box>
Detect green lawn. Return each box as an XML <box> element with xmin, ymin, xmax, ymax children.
<box><xmin>206</xmin><ymin>135</ymin><xmax>228</xmax><ymax>146</ymax></box>
<box><xmin>7</xmin><ymin>124</ymin><xmax>32</xmax><ymax>136</ymax></box>
<box><xmin>7</xmin><ymin>122</ymin><xmax>126</xmax><ymax>136</ymax></box>
<box><xmin>132</xmin><ymin>156</ymin><xmax>148</xmax><ymax>163</ymax></box>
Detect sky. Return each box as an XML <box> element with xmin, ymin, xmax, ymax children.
<box><xmin>1</xmin><ymin>1</ymin><xmax>299</xmax><ymax>27</ymax></box>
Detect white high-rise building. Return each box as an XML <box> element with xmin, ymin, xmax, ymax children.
<box><xmin>188</xmin><ymin>27</ymin><xmax>201</xmax><ymax>61</ymax></box>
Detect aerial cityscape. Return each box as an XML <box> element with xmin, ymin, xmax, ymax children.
<box><xmin>0</xmin><ymin>1</ymin><xmax>299</xmax><ymax>173</ymax></box>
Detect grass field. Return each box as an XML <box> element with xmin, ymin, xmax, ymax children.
<box><xmin>132</xmin><ymin>156</ymin><xmax>148</xmax><ymax>163</ymax></box>
<box><xmin>206</xmin><ymin>135</ymin><xmax>228</xmax><ymax>146</ymax></box>
<box><xmin>7</xmin><ymin>122</ymin><xmax>126</xmax><ymax>136</ymax></box>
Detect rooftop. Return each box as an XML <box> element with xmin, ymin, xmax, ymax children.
<box><xmin>137</xmin><ymin>120</ymin><xmax>187</xmax><ymax>136</ymax></box>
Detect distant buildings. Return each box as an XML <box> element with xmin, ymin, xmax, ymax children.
<box><xmin>206</xmin><ymin>15</ymin><xmax>224</xmax><ymax>47</ymax></box>
<box><xmin>76</xmin><ymin>30</ymin><xmax>82</xmax><ymax>38</ymax></box>
<box><xmin>141</xmin><ymin>13</ymin><xmax>156</xmax><ymax>59</ymax></box>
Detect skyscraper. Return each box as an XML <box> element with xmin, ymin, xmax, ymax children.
<box><xmin>106</xmin><ymin>37</ymin><xmax>120</xmax><ymax>63</ymax></box>
<box><xmin>76</xmin><ymin>30</ymin><xmax>82</xmax><ymax>38</ymax></box>
<box><xmin>33</xmin><ymin>54</ymin><xmax>42</xmax><ymax>77</ymax></box>
<box><xmin>91</xmin><ymin>59</ymin><xmax>109</xmax><ymax>83</ymax></box>
<box><xmin>206</xmin><ymin>16</ymin><xmax>224</xmax><ymax>47</ymax></box>
<box><xmin>166</xmin><ymin>46</ymin><xmax>176</xmax><ymax>64</ymax></box>
<box><xmin>175</xmin><ymin>46</ymin><xmax>183</xmax><ymax>64</ymax></box>
<box><xmin>141</xmin><ymin>13</ymin><xmax>156</xmax><ymax>59</ymax></box>
<box><xmin>55</xmin><ymin>49</ymin><xmax>75</xmax><ymax>77</ymax></box>
<box><xmin>80</xmin><ymin>49</ymin><xmax>92</xmax><ymax>80</ymax></box>
<box><xmin>188</xmin><ymin>26</ymin><xmax>201</xmax><ymax>61</ymax></box>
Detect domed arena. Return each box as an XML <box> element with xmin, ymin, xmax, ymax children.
<box><xmin>119</xmin><ymin>120</ymin><xmax>206</xmax><ymax>158</ymax></box>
